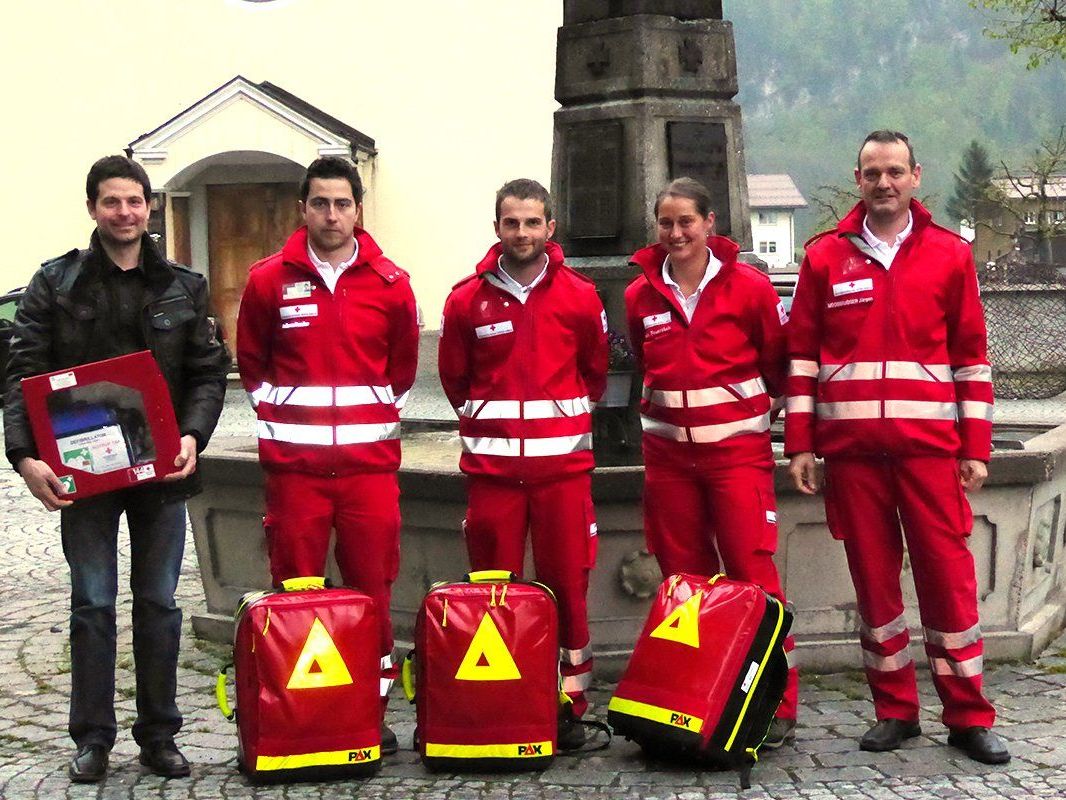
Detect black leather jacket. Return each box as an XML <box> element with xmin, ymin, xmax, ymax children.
<box><xmin>3</xmin><ymin>233</ymin><xmax>230</xmax><ymax>498</ymax></box>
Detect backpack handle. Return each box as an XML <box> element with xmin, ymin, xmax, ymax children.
<box><xmin>216</xmin><ymin>663</ymin><xmax>235</xmax><ymax>721</ymax></box>
<box><xmin>280</xmin><ymin>577</ymin><xmax>329</xmax><ymax>591</ymax></box>
<box><xmin>464</xmin><ymin>570</ymin><xmax>516</xmax><ymax>583</ymax></box>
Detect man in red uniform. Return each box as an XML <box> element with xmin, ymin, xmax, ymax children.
<box><xmin>786</xmin><ymin>131</ymin><xmax>1008</xmax><ymax>763</ymax></box>
<box><xmin>438</xmin><ymin>179</ymin><xmax>608</xmax><ymax>749</ymax></box>
<box><xmin>237</xmin><ymin>157</ymin><xmax>419</xmax><ymax>753</ymax></box>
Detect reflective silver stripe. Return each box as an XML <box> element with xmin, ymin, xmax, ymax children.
<box><xmin>860</xmin><ymin>613</ymin><xmax>909</xmax><ymax>644</ymax></box>
<box><xmin>379</xmin><ymin>653</ymin><xmax>395</xmax><ymax>697</ymax></box>
<box><xmin>524</xmin><ymin>433</ymin><xmax>593</xmax><ymax>457</ymax></box>
<box><xmin>789</xmin><ymin>359</ymin><xmax>819</xmax><ymax>378</ymax></box>
<box><xmin>461</xmin><ymin>436</ymin><xmax>521</xmax><ymax>457</ymax></box>
<box><xmin>923</xmin><ymin>622</ymin><xmax>982</xmax><ymax>650</ymax></box>
<box><xmin>862</xmin><ymin>647</ymin><xmax>913</xmax><ymax>672</ymax></box>
<box><xmin>821</xmin><ymin>362</ymin><xmax>882</xmax><ymax>382</ymax></box>
<box><xmin>959</xmin><ymin>401</ymin><xmax>994</xmax><ymax>422</ymax></box>
<box><xmin>953</xmin><ymin>364</ymin><xmax>993</xmax><ymax>382</ymax></box>
<box><xmin>335</xmin><ymin>385</ymin><xmax>396</xmax><ymax>406</ymax></box>
<box><xmin>394</xmin><ymin>390</ymin><xmax>410</xmax><ymax>411</ymax></box>
<box><xmin>642</xmin><ymin>413</ymin><xmax>769</xmax><ymax>444</ymax></box>
<box><xmin>560</xmin><ymin>645</ymin><xmax>593</xmax><ymax>666</ymax></box>
<box><xmin>561</xmin><ymin>671</ymin><xmax>593</xmax><ymax>693</ymax></box>
<box><xmin>884</xmin><ymin>400</ymin><xmax>957</xmax><ymax>420</ymax></box>
<box><xmin>257</xmin><ymin>420</ymin><xmax>333</xmax><ymax>446</ymax></box>
<box><xmin>887</xmin><ymin>362</ymin><xmax>952</xmax><ymax>381</ymax></box>
<box><xmin>255</xmin><ymin>384</ymin><xmax>397</xmax><ymax>407</ymax></box>
<box><xmin>817</xmin><ymin>400</ymin><xmax>880</xmax><ymax>420</ymax></box>
<box><xmin>929</xmin><ymin>654</ymin><xmax>983</xmax><ymax>678</ymax></box>
<box><xmin>457</xmin><ymin>397</ymin><xmax>591</xmax><ymax>420</ymax></box>
<box><xmin>728</xmin><ymin>376</ymin><xmax>768</xmax><ymax>400</ymax></box>
<box><xmin>335</xmin><ymin>422</ymin><xmax>400</xmax><ymax>444</ymax></box>
<box><xmin>643</xmin><ymin>378</ymin><xmax>766</xmax><ymax>409</ymax></box>
<box><xmin>786</xmin><ymin>395</ymin><xmax>815</xmax><ymax>414</ymax></box>
<box><xmin>524</xmin><ymin>397</ymin><xmax>592</xmax><ymax>419</ymax></box>
<box><xmin>820</xmin><ymin>362</ymin><xmax>953</xmax><ymax>382</ymax></box>
<box><xmin>266</xmin><ymin>386</ymin><xmax>333</xmax><ymax>406</ymax></box>
<box><xmin>785</xmin><ymin>648</ymin><xmax>798</xmax><ymax>670</ymax></box>
<box><xmin>249</xmin><ymin>382</ymin><xmax>274</xmax><ymax>408</ymax></box>
<box><xmin>458</xmin><ymin>399</ymin><xmax>521</xmax><ymax>419</ymax></box>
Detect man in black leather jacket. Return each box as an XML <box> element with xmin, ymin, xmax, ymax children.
<box><xmin>3</xmin><ymin>155</ymin><xmax>229</xmax><ymax>783</ymax></box>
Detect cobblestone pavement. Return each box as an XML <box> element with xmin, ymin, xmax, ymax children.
<box><xmin>1</xmin><ymin>394</ymin><xmax>1065</xmax><ymax>799</ymax></box>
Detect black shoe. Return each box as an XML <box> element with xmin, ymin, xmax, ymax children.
<box><xmin>381</xmin><ymin>723</ymin><xmax>398</xmax><ymax>755</ymax></box>
<box><xmin>947</xmin><ymin>726</ymin><xmax>1011</xmax><ymax>764</ymax></box>
<box><xmin>69</xmin><ymin>744</ymin><xmax>108</xmax><ymax>783</ymax></box>
<box><xmin>859</xmin><ymin>719</ymin><xmax>922</xmax><ymax>751</ymax></box>
<box><xmin>558</xmin><ymin>716</ymin><xmax>587</xmax><ymax>751</ymax></box>
<box><xmin>138</xmin><ymin>740</ymin><xmax>190</xmax><ymax>778</ymax></box>
<box><xmin>762</xmin><ymin>717</ymin><xmax>796</xmax><ymax>750</ymax></box>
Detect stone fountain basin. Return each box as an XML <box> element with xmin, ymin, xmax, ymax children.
<box><xmin>188</xmin><ymin>425</ymin><xmax>1066</xmax><ymax>677</ymax></box>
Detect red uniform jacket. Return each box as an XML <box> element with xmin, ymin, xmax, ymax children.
<box><xmin>785</xmin><ymin>200</ymin><xmax>993</xmax><ymax>462</ymax></box>
<box><xmin>237</xmin><ymin>226</ymin><xmax>419</xmax><ymax>476</ymax></box>
<box><xmin>438</xmin><ymin>241</ymin><xmax>608</xmax><ymax>482</ymax></box>
<box><xmin>625</xmin><ymin>236</ymin><xmax>787</xmax><ymax>470</ymax></box>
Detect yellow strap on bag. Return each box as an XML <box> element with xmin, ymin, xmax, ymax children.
<box><xmin>280</xmin><ymin>576</ymin><xmax>327</xmax><ymax>592</ymax></box>
<box><xmin>401</xmin><ymin>651</ymin><xmax>416</xmax><ymax>702</ymax></box>
<box><xmin>216</xmin><ymin>664</ymin><xmax>235</xmax><ymax>721</ymax></box>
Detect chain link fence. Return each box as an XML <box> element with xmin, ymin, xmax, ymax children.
<box><xmin>980</xmin><ymin>261</ymin><xmax>1066</xmax><ymax>399</ymax></box>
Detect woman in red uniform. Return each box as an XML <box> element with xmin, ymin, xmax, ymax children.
<box><xmin>624</xmin><ymin>177</ymin><xmax>798</xmax><ymax>746</ymax></box>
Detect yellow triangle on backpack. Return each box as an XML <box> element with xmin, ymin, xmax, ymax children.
<box><xmin>649</xmin><ymin>591</ymin><xmax>703</xmax><ymax>648</ymax></box>
<box><xmin>455</xmin><ymin>612</ymin><xmax>522</xmax><ymax>681</ymax></box>
<box><xmin>287</xmin><ymin>617</ymin><xmax>354</xmax><ymax>690</ymax></box>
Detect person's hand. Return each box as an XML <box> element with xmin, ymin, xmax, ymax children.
<box><xmin>163</xmin><ymin>435</ymin><xmax>199</xmax><ymax>481</ymax></box>
<box><xmin>789</xmin><ymin>452</ymin><xmax>820</xmax><ymax>495</ymax></box>
<box><xmin>959</xmin><ymin>458</ymin><xmax>987</xmax><ymax>492</ymax></box>
<box><xmin>17</xmin><ymin>457</ymin><xmax>74</xmax><ymax>511</ymax></box>
<box><xmin>769</xmin><ymin>395</ymin><xmax>785</xmax><ymax>424</ymax></box>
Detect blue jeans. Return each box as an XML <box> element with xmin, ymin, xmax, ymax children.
<box><xmin>60</xmin><ymin>488</ymin><xmax>186</xmax><ymax>749</ymax></box>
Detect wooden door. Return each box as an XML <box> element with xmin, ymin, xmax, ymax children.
<box><xmin>207</xmin><ymin>183</ymin><xmax>303</xmax><ymax>354</ymax></box>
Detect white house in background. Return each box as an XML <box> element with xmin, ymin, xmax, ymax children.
<box><xmin>747</xmin><ymin>174</ymin><xmax>807</xmax><ymax>270</ymax></box>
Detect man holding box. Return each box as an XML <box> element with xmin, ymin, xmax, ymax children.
<box><xmin>3</xmin><ymin>156</ymin><xmax>230</xmax><ymax>782</ymax></box>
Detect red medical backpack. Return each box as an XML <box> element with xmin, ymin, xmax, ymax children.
<box><xmin>608</xmin><ymin>573</ymin><xmax>792</xmax><ymax>787</ymax></box>
<box><xmin>220</xmin><ymin>578</ymin><xmax>383</xmax><ymax>782</ymax></box>
<box><xmin>404</xmin><ymin>570</ymin><xmax>560</xmax><ymax>771</ymax></box>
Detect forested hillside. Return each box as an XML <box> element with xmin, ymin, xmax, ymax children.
<box><xmin>725</xmin><ymin>0</ymin><xmax>1066</xmax><ymax>251</ymax></box>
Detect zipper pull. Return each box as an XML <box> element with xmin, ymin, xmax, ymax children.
<box><xmin>499</xmin><ymin>584</ymin><xmax>508</xmax><ymax>607</ymax></box>
<box><xmin>442</xmin><ymin>598</ymin><xmax>448</xmax><ymax>628</ymax></box>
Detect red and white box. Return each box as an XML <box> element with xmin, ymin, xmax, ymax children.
<box><xmin>20</xmin><ymin>350</ymin><xmax>181</xmax><ymax>500</ymax></box>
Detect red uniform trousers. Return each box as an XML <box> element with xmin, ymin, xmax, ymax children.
<box><xmin>264</xmin><ymin>470</ymin><xmax>401</xmax><ymax>698</ymax></box>
<box><xmin>823</xmin><ymin>456</ymin><xmax>996</xmax><ymax>729</ymax></box>
<box><xmin>463</xmin><ymin>473</ymin><xmax>597</xmax><ymax>718</ymax></box>
<box><xmin>643</xmin><ymin>461</ymin><xmax>799</xmax><ymax>720</ymax></box>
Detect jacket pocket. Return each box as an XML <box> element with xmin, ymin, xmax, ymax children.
<box><xmin>148</xmin><ymin>296</ymin><xmax>196</xmax><ymax>331</ymax></box>
<box><xmin>584</xmin><ymin>495</ymin><xmax>599</xmax><ymax>569</ymax></box>
<box><xmin>755</xmin><ymin>484</ymin><xmax>779</xmax><ymax>555</ymax></box>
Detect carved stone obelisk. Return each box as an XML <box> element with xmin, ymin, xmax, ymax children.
<box><xmin>551</xmin><ymin>0</ymin><xmax>751</xmax><ymax>270</ymax></box>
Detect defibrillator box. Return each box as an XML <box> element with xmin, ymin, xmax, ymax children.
<box><xmin>20</xmin><ymin>350</ymin><xmax>181</xmax><ymax>499</ymax></box>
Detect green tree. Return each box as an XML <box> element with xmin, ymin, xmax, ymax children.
<box><xmin>947</xmin><ymin>141</ymin><xmax>996</xmax><ymax>225</ymax></box>
<box><xmin>971</xmin><ymin>0</ymin><xmax>1066</xmax><ymax>67</ymax></box>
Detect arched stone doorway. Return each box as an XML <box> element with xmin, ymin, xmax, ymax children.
<box><xmin>127</xmin><ymin>75</ymin><xmax>376</xmax><ymax>351</ymax></box>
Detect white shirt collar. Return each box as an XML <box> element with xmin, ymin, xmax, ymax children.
<box><xmin>485</xmin><ymin>254</ymin><xmax>548</xmax><ymax>304</ymax></box>
<box><xmin>307</xmin><ymin>237</ymin><xmax>359</xmax><ymax>293</ymax></box>
<box><xmin>662</xmin><ymin>247</ymin><xmax>721</xmax><ymax>322</ymax></box>
<box><xmin>861</xmin><ymin>212</ymin><xmax>913</xmax><ymax>257</ymax></box>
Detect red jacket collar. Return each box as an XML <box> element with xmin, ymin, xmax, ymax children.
<box><xmin>474</xmin><ymin>239</ymin><xmax>567</xmax><ymax>277</ymax></box>
<box><xmin>835</xmin><ymin>198</ymin><xmax>933</xmax><ymax>238</ymax></box>
<box><xmin>281</xmin><ymin>226</ymin><xmax>400</xmax><ymax>282</ymax></box>
<box><xmin>630</xmin><ymin>235</ymin><xmax>740</xmax><ymax>288</ymax></box>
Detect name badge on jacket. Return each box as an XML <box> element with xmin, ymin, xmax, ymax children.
<box><xmin>832</xmin><ymin>278</ymin><xmax>873</xmax><ymax>297</ymax></box>
<box><xmin>475</xmin><ymin>320</ymin><xmax>514</xmax><ymax>339</ymax></box>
